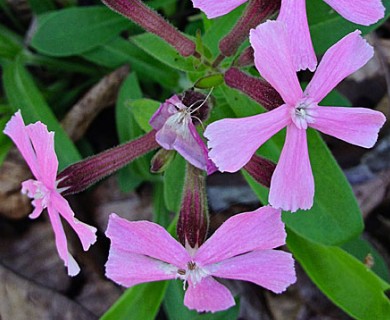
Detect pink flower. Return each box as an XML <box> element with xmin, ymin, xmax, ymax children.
<box><xmin>150</xmin><ymin>95</ymin><xmax>217</xmax><ymax>175</ymax></box>
<box><xmin>204</xmin><ymin>21</ymin><xmax>386</xmax><ymax>212</ymax></box>
<box><xmin>3</xmin><ymin>111</ymin><xmax>97</xmax><ymax>276</ymax></box>
<box><xmin>191</xmin><ymin>0</ymin><xmax>385</xmax><ymax>71</ymax></box>
<box><xmin>105</xmin><ymin>206</ymin><xmax>296</xmax><ymax>313</ymax></box>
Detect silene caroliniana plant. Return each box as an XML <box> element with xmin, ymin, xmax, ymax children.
<box><xmin>1</xmin><ymin>0</ymin><xmax>389</xmax><ymax>319</ymax></box>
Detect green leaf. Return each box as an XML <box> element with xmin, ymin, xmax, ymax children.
<box><xmin>164</xmin><ymin>154</ymin><xmax>186</xmax><ymax>213</ymax></box>
<box><xmin>31</xmin><ymin>6</ymin><xmax>130</xmax><ymax>56</ymax></box>
<box><xmin>28</xmin><ymin>0</ymin><xmax>55</xmax><ymax>13</ymax></box>
<box><xmin>0</xmin><ymin>24</ymin><xmax>23</xmax><ymax>59</ymax></box>
<box><xmin>131</xmin><ymin>33</ymin><xmax>205</xmax><ymax>72</ymax></box>
<box><xmin>82</xmin><ymin>37</ymin><xmax>179</xmax><ymax>88</ymax></box>
<box><xmin>218</xmin><ymin>85</ymin><xmax>363</xmax><ymax>245</ymax></box>
<box><xmin>288</xmin><ymin>230</ymin><xmax>390</xmax><ymax>320</ymax></box>
<box><xmin>129</xmin><ymin>98</ymin><xmax>160</xmax><ymax>132</ymax></box>
<box><xmin>115</xmin><ymin>73</ymin><xmax>156</xmax><ymax>191</ymax></box>
<box><xmin>164</xmin><ymin>281</ymin><xmax>240</xmax><ymax>320</ymax></box>
<box><xmin>308</xmin><ymin>0</ymin><xmax>390</xmax><ymax>55</ymax></box>
<box><xmin>194</xmin><ymin>73</ymin><xmax>224</xmax><ymax>89</ymax></box>
<box><xmin>2</xmin><ymin>59</ymin><xmax>80</xmax><ymax>169</ymax></box>
<box><xmin>101</xmin><ymin>281</ymin><xmax>168</xmax><ymax>320</ymax></box>
<box><xmin>342</xmin><ymin>237</ymin><xmax>390</xmax><ymax>282</ymax></box>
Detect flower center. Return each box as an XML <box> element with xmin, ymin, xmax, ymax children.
<box><xmin>291</xmin><ymin>98</ymin><xmax>317</xmax><ymax>130</ymax></box>
<box><xmin>176</xmin><ymin>260</ymin><xmax>210</xmax><ymax>288</ymax></box>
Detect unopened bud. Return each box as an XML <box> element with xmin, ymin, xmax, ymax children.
<box><xmin>177</xmin><ymin>164</ymin><xmax>209</xmax><ymax>249</ymax></box>
<box><xmin>150</xmin><ymin>149</ymin><xmax>175</xmax><ymax>173</ymax></box>
<box><xmin>235</xmin><ymin>46</ymin><xmax>254</xmax><ymax>67</ymax></box>
<box><xmin>225</xmin><ymin>68</ymin><xmax>283</xmax><ymax>111</ymax></box>
<box><xmin>219</xmin><ymin>0</ymin><xmax>280</xmax><ymax>57</ymax></box>
<box><xmin>244</xmin><ymin>154</ymin><xmax>276</xmax><ymax>188</ymax></box>
<box><xmin>102</xmin><ymin>0</ymin><xmax>196</xmax><ymax>57</ymax></box>
<box><xmin>58</xmin><ymin>130</ymin><xmax>159</xmax><ymax>195</ymax></box>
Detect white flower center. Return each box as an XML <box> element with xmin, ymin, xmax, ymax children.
<box><xmin>176</xmin><ymin>261</ymin><xmax>210</xmax><ymax>289</ymax></box>
<box><xmin>291</xmin><ymin>98</ymin><xmax>317</xmax><ymax>130</ymax></box>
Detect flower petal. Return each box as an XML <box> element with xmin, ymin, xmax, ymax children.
<box><xmin>105</xmin><ymin>214</ymin><xmax>190</xmax><ymax>268</ymax></box>
<box><xmin>150</xmin><ymin>95</ymin><xmax>183</xmax><ymax>131</ymax></box>
<box><xmin>209</xmin><ymin>250</ymin><xmax>296</xmax><ymax>293</ymax></box>
<box><xmin>310</xmin><ymin>106</ymin><xmax>386</xmax><ymax>148</ymax></box>
<box><xmin>195</xmin><ymin>206</ymin><xmax>286</xmax><ymax>265</ymax></box>
<box><xmin>184</xmin><ymin>277</ymin><xmax>235</xmax><ymax>313</ymax></box>
<box><xmin>105</xmin><ymin>251</ymin><xmax>176</xmax><ymax>288</ymax></box>
<box><xmin>205</xmin><ymin>105</ymin><xmax>290</xmax><ymax>172</ymax></box>
<box><xmin>324</xmin><ymin>0</ymin><xmax>385</xmax><ymax>26</ymax></box>
<box><xmin>3</xmin><ymin>111</ymin><xmax>41</xmax><ymax>181</ymax></box>
<box><xmin>46</xmin><ymin>205</ymin><xmax>80</xmax><ymax>276</ymax></box>
<box><xmin>277</xmin><ymin>0</ymin><xmax>317</xmax><ymax>71</ymax></box>
<box><xmin>250</xmin><ymin>20</ymin><xmax>302</xmax><ymax>105</ymax></box>
<box><xmin>51</xmin><ymin>192</ymin><xmax>97</xmax><ymax>251</ymax></box>
<box><xmin>25</xmin><ymin>121</ymin><xmax>58</xmax><ymax>188</ymax></box>
<box><xmin>269</xmin><ymin>124</ymin><xmax>314</xmax><ymax>212</ymax></box>
<box><xmin>156</xmin><ymin>114</ymin><xmax>216</xmax><ymax>174</ymax></box>
<box><xmin>191</xmin><ymin>0</ymin><xmax>247</xmax><ymax>19</ymax></box>
<box><xmin>304</xmin><ymin>30</ymin><xmax>374</xmax><ymax>103</ymax></box>
<box><xmin>21</xmin><ymin>179</ymin><xmax>45</xmax><ymax>219</ymax></box>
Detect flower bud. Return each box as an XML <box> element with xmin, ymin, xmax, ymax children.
<box><xmin>244</xmin><ymin>154</ymin><xmax>276</xmax><ymax>188</ymax></box>
<box><xmin>150</xmin><ymin>149</ymin><xmax>175</xmax><ymax>173</ymax></box>
<box><xmin>235</xmin><ymin>46</ymin><xmax>254</xmax><ymax>67</ymax></box>
<box><xmin>58</xmin><ymin>130</ymin><xmax>159</xmax><ymax>195</ymax></box>
<box><xmin>177</xmin><ymin>164</ymin><xmax>209</xmax><ymax>249</ymax></box>
<box><xmin>219</xmin><ymin>0</ymin><xmax>280</xmax><ymax>57</ymax></box>
<box><xmin>224</xmin><ymin>68</ymin><xmax>283</xmax><ymax>111</ymax></box>
<box><xmin>102</xmin><ymin>0</ymin><xmax>196</xmax><ymax>57</ymax></box>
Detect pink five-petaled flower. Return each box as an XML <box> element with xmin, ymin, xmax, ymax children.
<box><xmin>150</xmin><ymin>95</ymin><xmax>217</xmax><ymax>175</ymax></box>
<box><xmin>204</xmin><ymin>21</ymin><xmax>386</xmax><ymax>212</ymax></box>
<box><xmin>191</xmin><ymin>0</ymin><xmax>385</xmax><ymax>71</ymax></box>
<box><xmin>105</xmin><ymin>206</ymin><xmax>296</xmax><ymax>313</ymax></box>
<box><xmin>3</xmin><ymin>111</ymin><xmax>97</xmax><ymax>276</ymax></box>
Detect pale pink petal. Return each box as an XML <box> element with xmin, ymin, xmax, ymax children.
<box><xmin>191</xmin><ymin>0</ymin><xmax>247</xmax><ymax>19</ymax></box>
<box><xmin>105</xmin><ymin>251</ymin><xmax>176</xmax><ymax>288</ymax></box>
<box><xmin>277</xmin><ymin>0</ymin><xmax>317</xmax><ymax>71</ymax></box>
<box><xmin>324</xmin><ymin>0</ymin><xmax>385</xmax><ymax>26</ymax></box>
<box><xmin>250</xmin><ymin>20</ymin><xmax>302</xmax><ymax>105</ymax></box>
<box><xmin>3</xmin><ymin>111</ymin><xmax>41</xmax><ymax>179</ymax></box>
<box><xmin>155</xmin><ymin>114</ymin><xmax>216</xmax><ymax>174</ymax></box>
<box><xmin>47</xmin><ymin>205</ymin><xmax>80</xmax><ymax>276</ymax></box>
<box><xmin>269</xmin><ymin>124</ymin><xmax>314</xmax><ymax>212</ymax></box>
<box><xmin>195</xmin><ymin>206</ymin><xmax>286</xmax><ymax>266</ymax></box>
<box><xmin>51</xmin><ymin>193</ymin><xmax>97</xmax><ymax>251</ymax></box>
<box><xmin>21</xmin><ymin>180</ymin><xmax>45</xmax><ymax>219</ymax></box>
<box><xmin>209</xmin><ymin>250</ymin><xmax>296</xmax><ymax>293</ymax></box>
<box><xmin>184</xmin><ymin>277</ymin><xmax>235</xmax><ymax>313</ymax></box>
<box><xmin>150</xmin><ymin>95</ymin><xmax>183</xmax><ymax>131</ymax></box>
<box><xmin>305</xmin><ymin>31</ymin><xmax>374</xmax><ymax>103</ymax></box>
<box><xmin>310</xmin><ymin>106</ymin><xmax>386</xmax><ymax>148</ymax></box>
<box><xmin>25</xmin><ymin>122</ymin><xmax>58</xmax><ymax>188</ymax></box>
<box><xmin>205</xmin><ymin>105</ymin><xmax>290</xmax><ymax>172</ymax></box>
<box><xmin>106</xmin><ymin>214</ymin><xmax>190</xmax><ymax>268</ymax></box>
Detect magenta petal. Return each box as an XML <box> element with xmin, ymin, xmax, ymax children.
<box><xmin>191</xmin><ymin>0</ymin><xmax>247</xmax><ymax>18</ymax></box>
<box><xmin>106</xmin><ymin>251</ymin><xmax>176</xmax><ymax>287</ymax></box>
<box><xmin>209</xmin><ymin>250</ymin><xmax>296</xmax><ymax>293</ymax></box>
<box><xmin>106</xmin><ymin>214</ymin><xmax>190</xmax><ymax>267</ymax></box>
<box><xmin>277</xmin><ymin>0</ymin><xmax>317</xmax><ymax>71</ymax></box>
<box><xmin>310</xmin><ymin>106</ymin><xmax>386</xmax><ymax>148</ymax></box>
<box><xmin>269</xmin><ymin>125</ymin><xmax>314</xmax><ymax>212</ymax></box>
<box><xmin>47</xmin><ymin>205</ymin><xmax>80</xmax><ymax>276</ymax></box>
<box><xmin>184</xmin><ymin>277</ymin><xmax>235</xmax><ymax>313</ymax></box>
<box><xmin>205</xmin><ymin>105</ymin><xmax>290</xmax><ymax>172</ymax></box>
<box><xmin>196</xmin><ymin>206</ymin><xmax>286</xmax><ymax>265</ymax></box>
<box><xmin>305</xmin><ymin>31</ymin><xmax>374</xmax><ymax>103</ymax></box>
<box><xmin>249</xmin><ymin>20</ymin><xmax>302</xmax><ymax>105</ymax></box>
<box><xmin>150</xmin><ymin>95</ymin><xmax>183</xmax><ymax>131</ymax></box>
<box><xmin>156</xmin><ymin>114</ymin><xmax>216</xmax><ymax>174</ymax></box>
<box><xmin>51</xmin><ymin>193</ymin><xmax>97</xmax><ymax>251</ymax></box>
<box><xmin>25</xmin><ymin>121</ymin><xmax>58</xmax><ymax>188</ymax></box>
<box><xmin>3</xmin><ymin>111</ymin><xmax>41</xmax><ymax>180</ymax></box>
<box><xmin>324</xmin><ymin>0</ymin><xmax>385</xmax><ymax>26</ymax></box>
